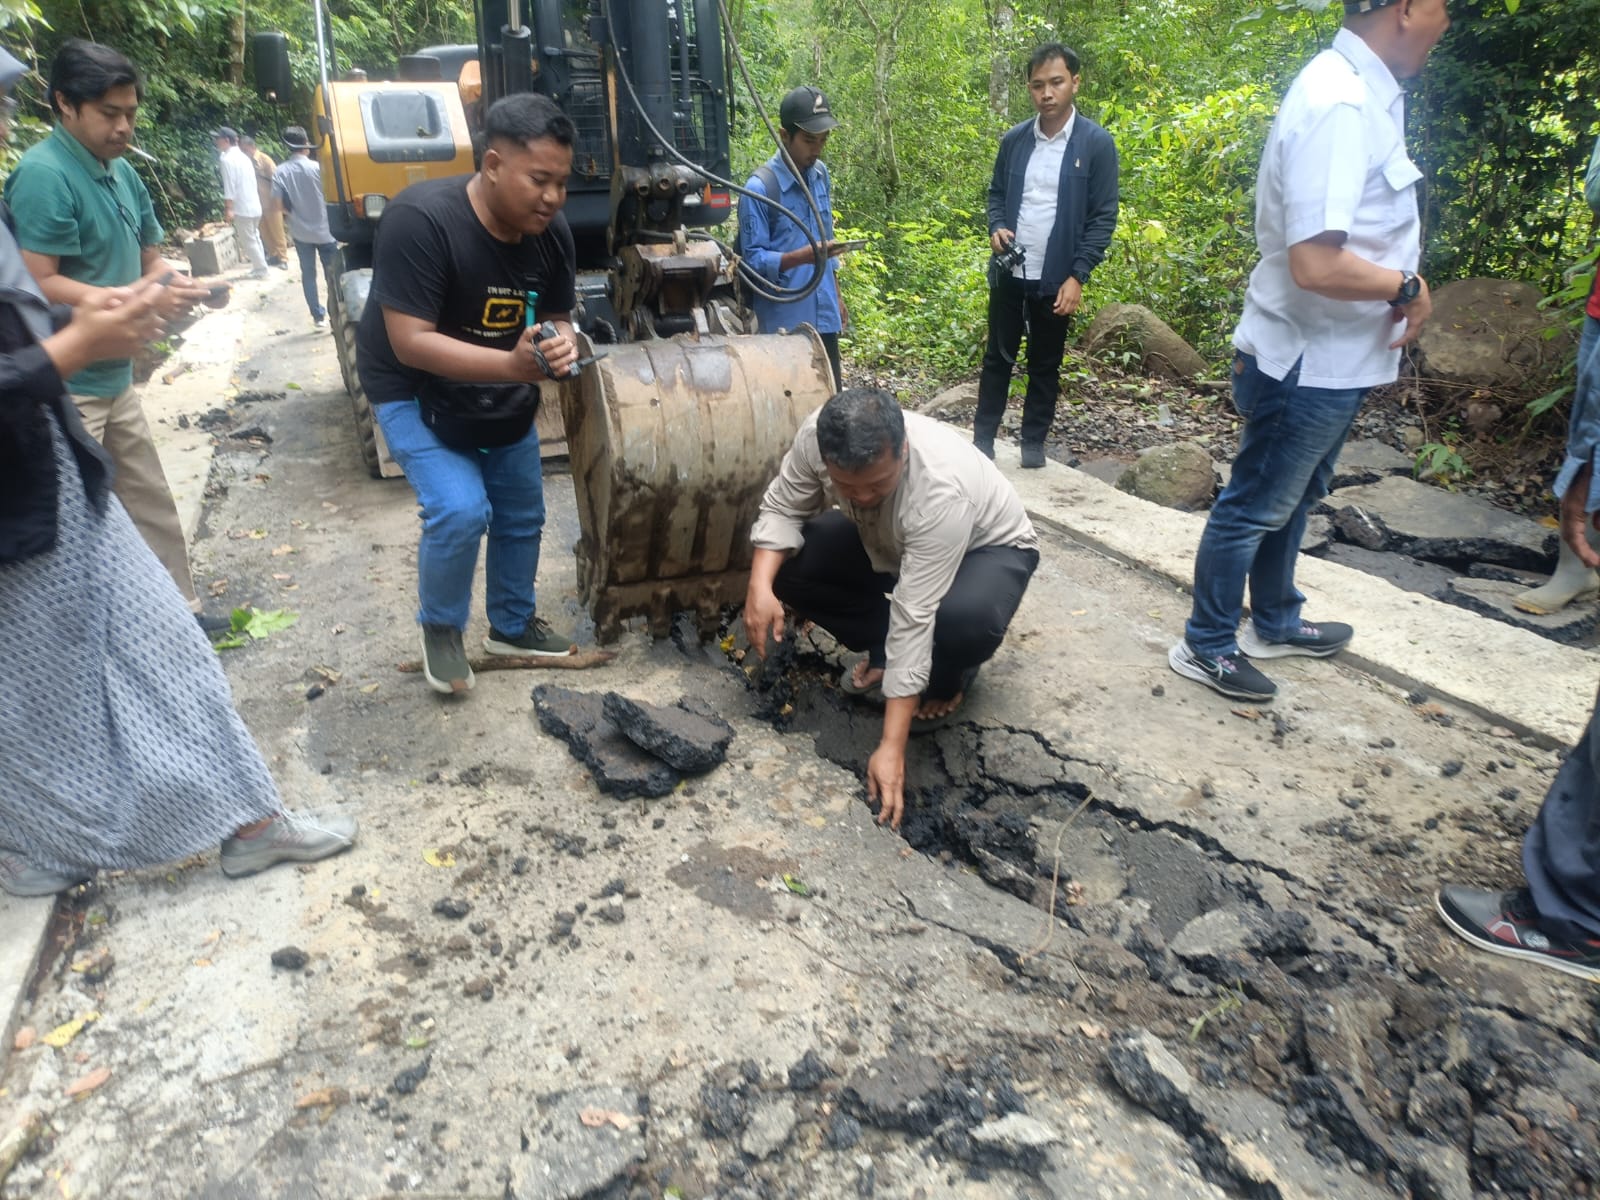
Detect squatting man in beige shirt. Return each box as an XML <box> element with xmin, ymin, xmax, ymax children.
<box><xmin>744</xmin><ymin>388</ymin><xmax>1039</xmax><ymax>828</ymax></box>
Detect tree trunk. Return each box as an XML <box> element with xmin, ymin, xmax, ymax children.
<box><xmin>873</xmin><ymin>33</ymin><xmax>899</xmax><ymax>203</ymax></box>
<box><xmin>227</xmin><ymin>2</ymin><xmax>246</xmax><ymax>86</ymax></box>
<box><xmin>985</xmin><ymin>0</ymin><xmax>1012</xmax><ymax>120</ymax></box>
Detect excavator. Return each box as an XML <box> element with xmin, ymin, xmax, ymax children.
<box><xmin>252</xmin><ymin>0</ymin><xmax>837</xmax><ymax>641</ymax></box>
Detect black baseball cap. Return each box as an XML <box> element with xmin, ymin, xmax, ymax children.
<box><xmin>779</xmin><ymin>86</ymin><xmax>838</xmax><ymax>134</ymax></box>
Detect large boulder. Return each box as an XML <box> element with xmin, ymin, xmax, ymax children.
<box><xmin>1415</xmin><ymin>279</ymin><xmax>1573</xmax><ymax>389</ymax></box>
<box><xmin>1081</xmin><ymin>303</ymin><xmax>1208</xmax><ymax>381</ymax></box>
<box><xmin>1116</xmin><ymin>442</ymin><xmax>1217</xmax><ymax>511</ymax></box>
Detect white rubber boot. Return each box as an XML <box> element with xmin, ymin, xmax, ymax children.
<box><xmin>1514</xmin><ymin>525</ymin><xmax>1600</xmax><ymax>614</ymax></box>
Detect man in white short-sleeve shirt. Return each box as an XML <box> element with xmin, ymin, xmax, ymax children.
<box><xmin>1168</xmin><ymin>0</ymin><xmax>1448</xmax><ymax>704</ymax></box>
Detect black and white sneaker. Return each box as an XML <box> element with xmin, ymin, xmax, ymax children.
<box><xmin>1435</xmin><ymin>885</ymin><xmax>1600</xmax><ymax>984</ymax></box>
<box><xmin>1167</xmin><ymin>640</ymin><xmax>1277</xmax><ymax>702</ymax></box>
<box><xmin>1237</xmin><ymin>619</ymin><xmax>1352</xmax><ymax>659</ymax></box>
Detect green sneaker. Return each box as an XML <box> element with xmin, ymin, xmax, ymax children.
<box><xmin>421</xmin><ymin>624</ymin><xmax>475</xmax><ymax>694</ymax></box>
<box><xmin>484</xmin><ymin>615</ymin><xmax>574</xmax><ymax>658</ymax></box>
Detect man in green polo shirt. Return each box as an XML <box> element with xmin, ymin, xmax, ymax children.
<box><xmin>4</xmin><ymin>38</ymin><xmax>219</xmax><ymax>626</ymax></box>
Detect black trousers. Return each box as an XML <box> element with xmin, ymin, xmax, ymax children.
<box><xmin>1523</xmin><ymin>680</ymin><xmax>1600</xmax><ymax>940</ymax></box>
<box><xmin>772</xmin><ymin>511</ymin><xmax>1039</xmax><ymax>700</ymax></box>
<box><xmin>820</xmin><ymin>331</ymin><xmax>842</xmax><ymax>393</ymax></box>
<box><xmin>974</xmin><ymin>273</ymin><xmax>1072</xmax><ymax>448</ymax></box>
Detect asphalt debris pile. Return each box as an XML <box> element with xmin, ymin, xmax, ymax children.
<box><xmin>533</xmin><ymin>685</ymin><xmax>735</xmax><ymax>798</ymax></box>
<box><xmin>689</xmin><ymin>1049</ymin><xmax>1044</xmax><ymax>1191</ymax></box>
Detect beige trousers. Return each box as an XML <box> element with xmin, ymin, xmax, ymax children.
<box><xmin>72</xmin><ymin>387</ymin><xmax>200</xmax><ymax>610</ymax></box>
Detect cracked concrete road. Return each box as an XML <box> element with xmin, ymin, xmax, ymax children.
<box><xmin>2</xmin><ymin>275</ymin><xmax>1597</xmax><ymax>1199</ymax></box>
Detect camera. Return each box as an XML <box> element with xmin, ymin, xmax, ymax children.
<box><xmin>993</xmin><ymin>238</ymin><xmax>1026</xmax><ymax>273</ymax></box>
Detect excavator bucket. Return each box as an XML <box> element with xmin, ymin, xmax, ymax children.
<box><xmin>561</xmin><ymin>328</ymin><xmax>835</xmax><ymax>642</ymax></box>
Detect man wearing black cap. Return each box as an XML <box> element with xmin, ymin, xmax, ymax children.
<box><xmin>1168</xmin><ymin>0</ymin><xmax>1448</xmax><ymax>705</ymax></box>
<box><xmin>213</xmin><ymin>126</ymin><xmax>268</xmax><ymax>279</ymax></box>
<box><xmin>739</xmin><ymin>85</ymin><xmax>846</xmax><ymax>389</ymax></box>
<box><xmin>975</xmin><ymin>43</ymin><xmax>1119</xmax><ymax>469</ymax></box>
<box><xmin>271</xmin><ymin>125</ymin><xmax>338</xmax><ymax>328</ymax></box>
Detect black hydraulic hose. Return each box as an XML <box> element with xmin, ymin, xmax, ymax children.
<box><xmin>597</xmin><ymin>0</ymin><xmax>827</xmax><ymax>306</ymax></box>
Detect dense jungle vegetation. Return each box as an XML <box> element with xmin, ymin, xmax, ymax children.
<box><xmin>0</xmin><ymin>0</ymin><xmax>1595</xmax><ymax>401</ymax></box>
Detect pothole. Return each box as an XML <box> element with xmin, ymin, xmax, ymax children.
<box><xmin>746</xmin><ymin>647</ymin><xmax>1600</xmax><ymax>1197</ymax></box>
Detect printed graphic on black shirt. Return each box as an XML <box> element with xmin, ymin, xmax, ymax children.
<box><xmin>355</xmin><ymin>176</ymin><xmax>577</xmax><ymax>406</ymax></box>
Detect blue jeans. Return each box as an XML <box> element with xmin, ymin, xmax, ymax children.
<box><xmin>295</xmin><ymin>240</ymin><xmax>337</xmax><ymax>320</ymax></box>
<box><xmin>1184</xmin><ymin>353</ymin><xmax>1365</xmax><ymax>657</ymax></box>
<box><xmin>373</xmin><ymin>399</ymin><xmax>546</xmax><ymax>634</ymax></box>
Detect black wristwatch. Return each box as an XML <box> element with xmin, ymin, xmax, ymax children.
<box><xmin>1390</xmin><ymin>269</ymin><xmax>1421</xmax><ymax>308</ymax></box>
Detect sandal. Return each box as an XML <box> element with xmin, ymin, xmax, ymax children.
<box><xmin>838</xmin><ymin>658</ymin><xmax>886</xmax><ymax>705</ymax></box>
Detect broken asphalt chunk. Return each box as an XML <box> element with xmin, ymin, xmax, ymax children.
<box><xmin>269</xmin><ymin>946</ymin><xmax>308</xmax><ymax>971</ymax></box>
<box><xmin>532</xmin><ymin>685</ymin><xmax>682</xmax><ymax>798</ymax></box>
<box><xmin>601</xmin><ymin>691</ymin><xmax>734</xmax><ymax>773</ymax></box>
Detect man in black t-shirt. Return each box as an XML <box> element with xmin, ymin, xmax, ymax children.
<box><xmin>358</xmin><ymin>93</ymin><xmax>581</xmax><ymax>695</ymax></box>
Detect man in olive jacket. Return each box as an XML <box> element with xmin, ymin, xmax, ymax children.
<box><xmin>975</xmin><ymin>42</ymin><xmax>1119</xmax><ymax>468</ymax></box>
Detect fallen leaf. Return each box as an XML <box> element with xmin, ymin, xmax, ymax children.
<box><xmin>199</xmin><ymin>929</ymin><xmax>222</xmax><ymax>946</ymax></box>
<box><xmin>322</xmin><ymin>502</ymin><xmax>341</xmax><ymax>513</ymax></box>
<box><xmin>312</xmin><ymin>665</ymin><xmax>341</xmax><ymax>684</ymax></box>
<box><xmin>247</xmin><ymin>529</ymin><xmax>268</xmax><ymax>540</ymax></box>
<box><xmin>42</xmin><ymin>1013</ymin><xmax>99</xmax><ymax>1049</ymax></box>
<box><xmin>65</xmin><ymin>1066</ymin><xmax>111</xmax><ymax>1098</ymax></box>
<box><xmin>290</xmin><ymin>518</ymin><xmax>307</xmax><ymax>529</ymax></box>
<box><xmin>782</xmin><ymin>873</ymin><xmax>811</xmax><ymax>897</ymax></box>
<box><xmin>270</xmin><ymin>544</ymin><xmax>296</xmax><ymax>557</ymax></box>
<box><xmin>805</xmin><ymin>815</ymin><xmax>826</xmax><ymax>829</ymax></box>
<box><xmin>1539</xmin><ymin>515</ymin><xmax>1559</xmax><ymax>528</ymax></box>
<box><xmin>294</xmin><ymin>1086</ymin><xmax>350</xmax><ymax>1110</ymax></box>
<box><xmin>193</xmin><ymin>958</ymin><xmax>213</xmax><ymax>968</ymax></box>
<box><xmin>578</xmin><ymin>1107</ymin><xmax>636</xmax><ymax>1130</ymax></box>
<box><xmin>404</xmin><ymin>1034</ymin><xmax>431</xmax><ymax>1049</ymax></box>
<box><xmin>422</xmin><ymin>848</ymin><xmax>456</xmax><ymax>869</ymax></box>
<box><xmin>1230</xmin><ymin>707</ymin><xmax>1262</xmax><ymax>721</ymax></box>
<box><xmin>272</xmin><ymin>572</ymin><xmax>293</xmax><ymax>581</ymax></box>
<box><xmin>208</xmin><ymin>579</ymin><xmax>229</xmax><ymax>596</ymax></box>
<box><xmin>1070</xmin><ymin>609</ymin><xmax>1087</xmax><ymax>616</ymax></box>
<box><xmin>286</xmin><ymin>381</ymin><xmax>303</xmax><ymax>390</ymax></box>
<box><xmin>13</xmin><ymin>1026</ymin><xmax>36</xmax><ymax>1050</ymax></box>
<box><xmin>360</xmin><ymin>682</ymin><xmax>380</xmax><ymax>694</ymax></box>
<box><xmin>718</xmin><ymin>634</ymin><xmax>735</xmax><ymax>653</ymax></box>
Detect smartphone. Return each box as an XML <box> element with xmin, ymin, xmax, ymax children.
<box><xmin>830</xmin><ymin>239</ymin><xmax>867</xmax><ymax>254</ymax></box>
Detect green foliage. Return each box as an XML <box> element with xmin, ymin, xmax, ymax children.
<box><xmin>1413</xmin><ymin>0</ymin><xmax>1600</xmax><ymax>291</ymax></box>
<box><xmin>836</xmin><ymin>216</ymin><xmax>988</xmax><ymax>383</ymax></box>
<box><xmin>1414</xmin><ymin>441</ymin><xmax>1473</xmax><ymax>486</ymax></box>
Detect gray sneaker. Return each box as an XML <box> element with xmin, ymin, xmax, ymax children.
<box><xmin>220</xmin><ymin>810</ymin><xmax>358</xmax><ymax>879</ymax></box>
<box><xmin>421</xmin><ymin>623</ymin><xmax>475</xmax><ymax>694</ymax></box>
<box><xmin>0</xmin><ymin>848</ymin><xmax>91</xmax><ymax>897</ymax></box>
<box><xmin>484</xmin><ymin>615</ymin><xmax>574</xmax><ymax>657</ymax></box>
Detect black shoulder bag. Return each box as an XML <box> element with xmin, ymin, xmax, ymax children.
<box><xmin>416</xmin><ymin>379</ymin><xmax>539</xmax><ymax>451</ymax></box>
